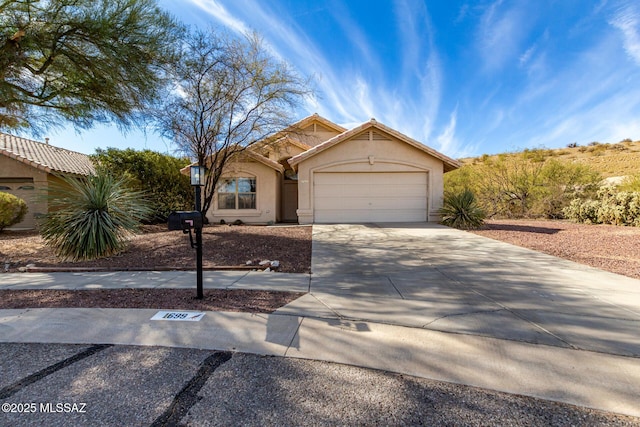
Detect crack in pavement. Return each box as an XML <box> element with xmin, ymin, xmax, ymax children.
<box><xmin>387</xmin><ymin>276</ymin><xmax>405</xmax><ymax>299</ymax></box>
<box><xmin>150</xmin><ymin>351</ymin><xmax>232</xmax><ymax>427</ymax></box>
<box><xmin>226</xmin><ymin>271</ymin><xmax>250</xmax><ymax>288</ymax></box>
<box><xmin>420</xmin><ymin>308</ymin><xmax>508</xmax><ymax>328</ymax></box>
<box><xmin>0</xmin><ymin>344</ymin><xmax>113</xmax><ymax>399</ymax></box>
<box><xmin>432</xmin><ymin>266</ymin><xmax>578</xmax><ymax>350</ymax></box>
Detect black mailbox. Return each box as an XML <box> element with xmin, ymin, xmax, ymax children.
<box><xmin>168</xmin><ymin>211</ymin><xmax>203</xmax><ymax>231</ymax></box>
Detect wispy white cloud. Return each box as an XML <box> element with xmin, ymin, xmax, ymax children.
<box><xmin>455</xmin><ymin>4</ymin><xmax>470</xmax><ymax>24</ymax></box>
<box><xmin>609</xmin><ymin>2</ymin><xmax>640</xmax><ymax>65</ymax></box>
<box><xmin>188</xmin><ymin>0</ymin><xmax>250</xmax><ymax>34</ymax></box>
<box><xmin>476</xmin><ymin>0</ymin><xmax>530</xmax><ymax>71</ymax></box>
<box><xmin>434</xmin><ymin>108</ymin><xmax>478</xmax><ymax>157</ymax></box>
<box><xmin>436</xmin><ymin>109</ymin><xmax>457</xmax><ymax>154</ymax></box>
<box><xmin>519</xmin><ymin>45</ymin><xmax>536</xmax><ymax>67</ymax></box>
<box><xmin>391</xmin><ymin>0</ymin><xmax>442</xmax><ymax>143</ymax></box>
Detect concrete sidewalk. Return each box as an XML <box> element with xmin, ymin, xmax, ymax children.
<box><xmin>1</xmin><ymin>223</ymin><xmax>640</xmax><ymax>418</ymax></box>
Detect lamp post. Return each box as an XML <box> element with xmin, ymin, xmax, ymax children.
<box><xmin>190</xmin><ymin>165</ymin><xmax>206</xmax><ymax>299</ymax></box>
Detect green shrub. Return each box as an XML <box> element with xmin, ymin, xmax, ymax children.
<box><xmin>563</xmin><ymin>198</ymin><xmax>600</xmax><ymax>224</ymax></box>
<box><xmin>0</xmin><ymin>192</ymin><xmax>28</xmax><ymax>231</ymax></box>
<box><xmin>92</xmin><ymin>148</ymin><xmax>193</xmax><ymax>223</ymax></box>
<box><xmin>440</xmin><ymin>189</ymin><xmax>486</xmax><ymax>230</ymax></box>
<box><xmin>40</xmin><ymin>171</ymin><xmax>152</xmax><ymax>261</ymax></box>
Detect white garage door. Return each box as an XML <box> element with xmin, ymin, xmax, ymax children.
<box><xmin>314</xmin><ymin>172</ymin><xmax>428</xmax><ymax>223</ymax></box>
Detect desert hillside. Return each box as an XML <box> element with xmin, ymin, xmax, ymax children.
<box><xmin>460</xmin><ymin>139</ymin><xmax>640</xmax><ymax>178</ymax></box>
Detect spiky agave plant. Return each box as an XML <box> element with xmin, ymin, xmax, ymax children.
<box><xmin>440</xmin><ymin>189</ymin><xmax>486</xmax><ymax>230</ymax></box>
<box><xmin>40</xmin><ymin>171</ymin><xmax>152</xmax><ymax>261</ymax></box>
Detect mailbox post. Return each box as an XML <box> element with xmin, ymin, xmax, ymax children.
<box><xmin>191</xmin><ymin>166</ymin><xmax>206</xmax><ymax>299</ymax></box>
<box><xmin>167</xmin><ymin>166</ymin><xmax>207</xmax><ymax>299</ymax></box>
<box><xmin>167</xmin><ymin>211</ymin><xmax>204</xmax><ymax>298</ymax></box>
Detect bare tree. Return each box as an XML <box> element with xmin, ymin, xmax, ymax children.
<box><xmin>154</xmin><ymin>29</ymin><xmax>311</xmax><ymax>217</ymax></box>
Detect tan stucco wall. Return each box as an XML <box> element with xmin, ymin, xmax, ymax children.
<box><xmin>0</xmin><ymin>155</ymin><xmax>49</xmax><ymax>229</ymax></box>
<box><xmin>207</xmin><ymin>159</ymin><xmax>281</xmax><ymax>224</ymax></box>
<box><xmin>295</xmin><ymin>130</ymin><xmax>446</xmax><ymax>224</ymax></box>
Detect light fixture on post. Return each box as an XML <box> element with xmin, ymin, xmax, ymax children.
<box><xmin>190</xmin><ymin>165</ymin><xmax>206</xmax><ymax>186</ymax></box>
<box><xmin>190</xmin><ymin>165</ymin><xmax>206</xmax><ymax>299</ymax></box>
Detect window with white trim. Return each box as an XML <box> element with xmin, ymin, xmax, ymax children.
<box><xmin>217</xmin><ymin>177</ymin><xmax>256</xmax><ymax>209</ymax></box>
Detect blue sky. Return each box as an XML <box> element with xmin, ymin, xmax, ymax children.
<box><xmin>37</xmin><ymin>0</ymin><xmax>640</xmax><ymax>159</ymax></box>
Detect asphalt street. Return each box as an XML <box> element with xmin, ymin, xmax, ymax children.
<box><xmin>2</xmin><ymin>343</ymin><xmax>638</xmax><ymax>427</ymax></box>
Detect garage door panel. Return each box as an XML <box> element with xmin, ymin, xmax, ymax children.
<box><xmin>314</xmin><ymin>172</ymin><xmax>428</xmax><ymax>223</ymax></box>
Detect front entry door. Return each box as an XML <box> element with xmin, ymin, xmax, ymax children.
<box><xmin>281</xmin><ymin>180</ymin><xmax>298</xmax><ymax>223</ymax></box>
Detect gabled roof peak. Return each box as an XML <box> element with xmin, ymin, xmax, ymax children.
<box><xmin>288</xmin><ymin>118</ymin><xmax>460</xmax><ymax>172</ymax></box>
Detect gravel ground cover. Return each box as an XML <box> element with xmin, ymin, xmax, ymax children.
<box><xmin>0</xmin><ymin>224</ymin><xmax>312</xmax><ymax>273</ymax></box>
<box><xmin>470</xmin><ymin>219</ymin><xmax>640</xmax><ymax>279</ymax></box>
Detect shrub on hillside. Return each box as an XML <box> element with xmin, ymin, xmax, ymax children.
<box><xmin>564</xmin><ymin>187</ymin><xmax>640</xmax><ymax>226</ymax></box>
<box><xmin>0</xmin><ymin>192</ymin><xmax>28</xmax><ymax>231</ymax></box>
<box><xmin>444</xmin><ymin>154</ymin><xmax>600</xmax><ymax>219</ymax></box>
<box><xmin>40</xmin><ymin>171</ymin><xmax>152</xmax><ymax>261</ymax></box>
<box><xmin>440</xmin><ymin>189</ymin><xmax>486</xmax><ymax>230</ymax></box>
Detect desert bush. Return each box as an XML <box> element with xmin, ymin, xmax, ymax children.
<box><xmin>440</xmin><ymin>189</ymin><xmax>486</xmax><ymax>230</ymax></box>
<box><xmin>564</xmin><ymin>187</ymin><xmax>640</xmax><ymax>226</ymax></box>
<box><xmin>40</xmin><ymin>171</ymin><xmax>152</xmax><ymax>261</ymax></box>
<box><xmin>444</xmin><ymin>154</ymin><xmax>600</xmax><ymax>219</ymax></box>
<box><xmin>563</xmin><ymin>198</ymin><xmax>600</xmax><ymax>224</ymax></box>
<box><xmin>0</xmin><ymin>192</ymin><xmax>28</xmax><ymax>231</ymax></box>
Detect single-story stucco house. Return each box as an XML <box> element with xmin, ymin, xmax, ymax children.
<box><xmin>193</xmin><ymin>114</ymin><xmax>460</xmax><ymax>225</ymax></box>
<box><xmin>0</xmin><ymin>132</ymin><xmax>95</xmax><ymax>229</ymax></box>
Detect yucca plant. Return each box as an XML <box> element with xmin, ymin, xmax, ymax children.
<box><xmin>40</xmin><ymin>171</ymin><xmax>152</xmax><ymax>261</ymax></box>
<box><xmin>440</xmin><ymin>189</ymin><xmax>486</xmax><ymax>230</ymax></box>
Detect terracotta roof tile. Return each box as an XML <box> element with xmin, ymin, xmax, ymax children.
<box><xmin>0</xmin><ymin>132</ymin><xmax>95</xmax><ymax>176</ymax></box>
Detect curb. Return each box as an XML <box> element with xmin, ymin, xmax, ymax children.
<box><xmin>17</xmin><ymin>265</ymin><xmax>273</xmax><ymax>273</ymax></box>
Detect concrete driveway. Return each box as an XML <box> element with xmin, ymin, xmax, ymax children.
<box><xmin>297</xmin><ymin>223</ymin><xmax>640</xmax><ymax>357</ymax></box>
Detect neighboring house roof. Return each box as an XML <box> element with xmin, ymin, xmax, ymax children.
<box><xmin>260</xmin><ymin>113</ymin><xmax>348</xmax><ymax>146</ymax></box>
<box><xmin>288</xmin><ymin>118</ymin><xmax>461</xmax><ymax>173</ymax></box>
<box><xmin>273</xmin><ymin>135</ymin><xmax>312</xmax><ymax>152</ymax></box>
<box><xmin>241</xmin><ymin>150</ymin><xmax>285</xmax><ymax>172</ymax></box>
<box><xmin>287</xmin><ymin>113</ymin><xmax>348</xmax><ymax>134</ymax></box>
<box><xmin>180</xmin><ymin>149</ymin><xmax>284</xmax><ymax>175</ymax></box>
<box><xmin>0</xmin><ymin>132</ymin><xmax>95</xmax><ymax>176</ymax></box>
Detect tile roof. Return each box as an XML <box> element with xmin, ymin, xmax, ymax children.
<box><xmin>0</xmin><ymin>132</ymin><xmax>95</xmax><ymax>176</ymax></box>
